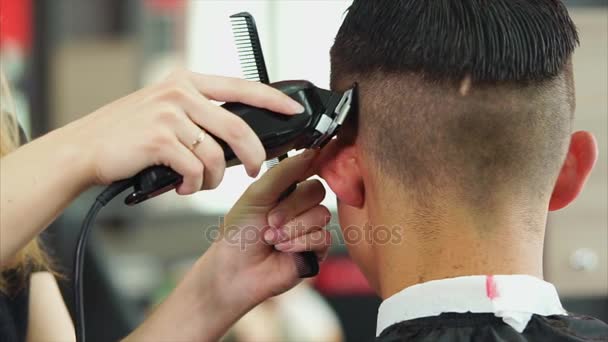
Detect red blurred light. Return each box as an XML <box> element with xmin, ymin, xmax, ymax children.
<box><xmin>0</xmin><ymin>0</ymin><xmax>32</xmax><ymax>52</ymax></box>
<box><xmin>314</xmin><ymin>257</ymin><xmax>376</xmax><ymax>296</ymax></box>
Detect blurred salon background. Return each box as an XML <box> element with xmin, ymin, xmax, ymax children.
<box><xmin>0</xmin><ymin>1</ymin><xmax>606</xmax><ymax>341</ymax></box>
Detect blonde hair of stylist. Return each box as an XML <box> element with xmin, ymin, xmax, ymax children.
<box><xmin>0</xmin><ymin>69</ymin><xmax>331</xmax><ymax>342</ymax></box>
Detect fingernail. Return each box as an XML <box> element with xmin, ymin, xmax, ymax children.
<box><xmin>277</xmin><ymin>228</ymin><xmax>289</xmax><ymax>242</ymax></box>
<box><xmin>247</xmin><ymin>167</ymin><xmax>260</xmax><ymax>178</ymax></box>
<box><xmin>264</xmin><ymin>229</ymin><xmax>277</xmax><ymax>244</ymax></box>
<box><xmin>275</xmin><ymin>241</ymin><xmax>293</xmax><ymax>251</ymax></box>
<box><xmin>269</xmin><ymin>211</ymin><xmax>285</xmax><ymax>228</ymax></box>
<box><xmin>289</xmin><ymin>101</ymin><xmax>305</xmax><ymax>114</ymax></box>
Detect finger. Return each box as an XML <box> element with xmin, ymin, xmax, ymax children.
<box><xmin>174</xmin><ymin>120</ymin><xmax>226</xmax><ymax>190</ymax></box>
<box><xmin>275</xmin><ymin>230</ymin><xmax>332</xmax><ymax>261</ymax></box>
<box><xmin>176</xmin><ymin>88</ymin><xmax>265</xmax><ymax>177</ymax></box>
<box><xmin>264</xmin><ymin>205</ymin><xmax>331</xmax><ymax>245</ymax></box>
<box><xmin>188</xmin><ymin>73</ymin><xmax>304</xmax><ymax>114</ymax></box>
<box><xmin>267</xmin><ymin>180</ymin><xmax>326</xmax><ymax>228</ymax></box>
<box><xmin>160</xmin><ymin>137</ymin><xmax>204</xmax><ymax>195</ymax></box>
<box><xmin>197</xmin><ymin>135</ymin><xmax>226</xmax><ymax>190</ymax></box>
<box><xmin>244</xmin><ymin>150</ymin><xmax>320</xmax><ymax>205</ymax></box>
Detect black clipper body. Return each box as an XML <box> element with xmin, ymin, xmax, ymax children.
<box><xmin>125</xmin><ymin>80</ymin><xmax>357</xmax><ymax>205</ymax></box>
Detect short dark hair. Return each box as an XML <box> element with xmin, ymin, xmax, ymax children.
<box><xmin>332</xmin><ymin>0</ymin><xmax>578</xmax><ymax>82</ymax></box>
<box><xmin>330</xmin><ymin>0</ymin><xmax>579</xmax><ymax>208</ymax></box>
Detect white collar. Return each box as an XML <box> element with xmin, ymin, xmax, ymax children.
<box><xmin>376</xmin><ymin>275</ymin><xmax>567</xmax><ymax>336</ymax></box>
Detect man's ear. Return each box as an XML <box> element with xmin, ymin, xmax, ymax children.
<box><xmin>549</xmin><ymin>131</ymin><xmax>598</xmax><ymax>211</ymax></box>
<box><xmin>316</xmin><ymin>140</ymin><xmax>365</xmax><ymax>208</ymax></box>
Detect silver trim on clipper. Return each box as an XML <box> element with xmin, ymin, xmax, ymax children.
<box><xmin>311</xmin><ymin>88</ymin><xmax>355</xmax><ymax>148</ymax></box>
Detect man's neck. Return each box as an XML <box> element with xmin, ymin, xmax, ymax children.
<box><xmin>369</xmin><ymin>197</ymin><xmax>547</xmax><ymax>299</ymax></box>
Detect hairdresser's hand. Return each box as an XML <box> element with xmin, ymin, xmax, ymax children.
<box><xmin>62</xmin><ymin>69</ymin><xmax>304</xmax><ymax>193</ymax></box>
<box><xmin>208</xmin><ymin>150</ymin><xmax>331</xmax><ymax>303</ymax></box>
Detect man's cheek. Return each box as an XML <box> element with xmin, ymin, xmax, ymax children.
<box><xmin>341</xmin><ymin>224</ymin><xmax>361</xmax><ymax>246</ymax></box>
<box><xmin>340</xmin><ymin>226</ymin><xmax>373</xmax><ymax>265</ymax></box>
<box><xmin>339</xmin><ymin>225</ymin><xmax>378</xmax><ymax>291</ymax></box>
<box><xmin>336</xmin><ymin>202</ymin><xmax>376</xmax><ymax>275</ymax></box>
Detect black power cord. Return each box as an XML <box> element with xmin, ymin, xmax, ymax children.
<box><xmin>74</xmin><ymin>179</ymin><xmax>133</xmax><ymax>342</ymax></box>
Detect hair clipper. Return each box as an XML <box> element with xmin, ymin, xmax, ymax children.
<box><xmin>124</xmin><ymin>80</ymin><xmax>357</xmax><ymax>206</ymax></box>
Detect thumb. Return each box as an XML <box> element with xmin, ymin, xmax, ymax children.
<box><xmin>242</xmin><ymin>150</ymin><xmax>319</xmax><ymax>205</ymax></box>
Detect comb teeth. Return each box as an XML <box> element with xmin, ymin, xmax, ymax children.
<box><xmin>230</xmin><ymin>12</ymin><xmax>270</xmax><ymax>84</ymax></box>
<box><xmin>293</xmin><ymin>251</ymin><xmax>320</xmax><ymax>278</ymax></box>
<box><xmin>229</xmin><ymin>12</ymin><xmax>319</xmax><ymax>280</ymax></box>
<box><xmin>265</xmin><ymin>158</ymin><xmax>280</xmax><ymax>170</ymax></box>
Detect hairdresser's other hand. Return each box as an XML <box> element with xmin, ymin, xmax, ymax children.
<box><xmin>207</xmin><ymin>150</ymin><xmax>331</xmax><ymax>305</ymax></box>
<box><xmin>61</xmin><ymin>69</ymin><xmax>304</xmax><ymax>193</ymax></box>
<box><xmin>125</xmin><ymin>151</ymin><xmax>331</xmax><ymax>342</ymax></box>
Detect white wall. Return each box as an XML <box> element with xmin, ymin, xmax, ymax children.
<box><xmin>545</xmin><ymin>8</ymin><xmax>608</xmax><ymax>296</ymax></box>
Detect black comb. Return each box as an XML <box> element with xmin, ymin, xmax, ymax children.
<box><xmin>230</xmin><ymin>12</ymin><xmax>270</xmax><ymax>84</ymax></box>
<box><xmin>229</xmin><ymin>12</ymin><xmax>319</xmax><ymax>279</ymax></box>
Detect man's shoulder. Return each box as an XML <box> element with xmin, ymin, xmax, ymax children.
<box><xmin>376</xmin><ymin>312</ymin><xmax>608</xmax><ymax>342</ymax></box>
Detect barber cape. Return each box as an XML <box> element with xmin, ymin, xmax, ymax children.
<box><xmin>376</xmin><ymin>275</ymin><xmax>608</xmax><ymax>342</ymax></box>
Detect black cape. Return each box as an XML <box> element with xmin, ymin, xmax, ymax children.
<box><xmin>376</xmin><ymin>312</ymin><xmax>608</xmax><ymax>342</ymax></box>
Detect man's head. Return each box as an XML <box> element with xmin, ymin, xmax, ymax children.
<box><xmin>317</xmin><ymin>0</ymin><xmax>597</xmax><ymax>290</ymax></box>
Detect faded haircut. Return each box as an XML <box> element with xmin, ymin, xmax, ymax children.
<box><xmin>330</xmin><ymin>0</ymin><xmax>579</xmax><ymax>207</ymax></box>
